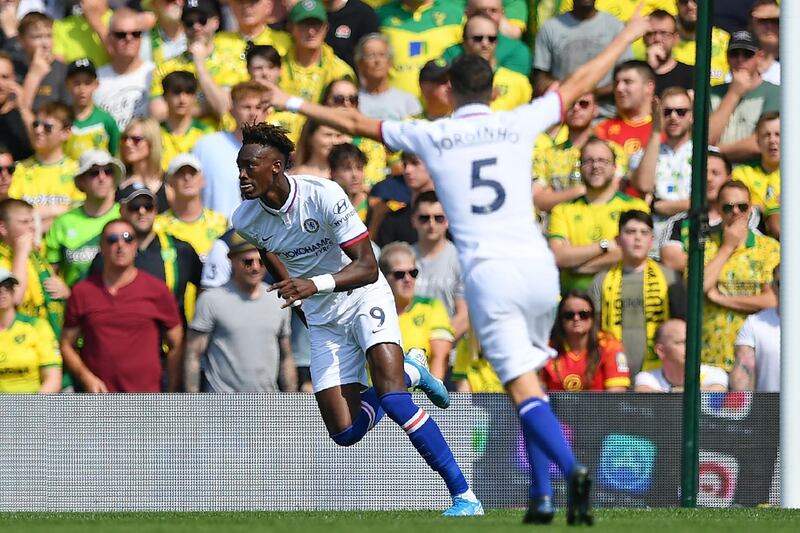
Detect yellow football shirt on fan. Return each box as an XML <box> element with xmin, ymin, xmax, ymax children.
<box><xmin>154</xmin><ymin>208</ymin><xmax>228</xmax><ymax>261</ymax></box>
<box><xmin>398</xmin><ymin>296</ymin><xmax>454</xmax><ymax>367</ymax></box>
<box><xmin>150</xmin><ymin>50</ymin><xmax>250</xmax><ymax>99</ymax></box>
<box><xmin>160</xmin><ymin>121</ymin><xmax>214</xmax><ymax>171</ymax></box>
<box><xmin>378</xmin><ymin>0</ymin><xmax>464</xmax><ymax>97</ymax></box>
<box><xmin>548</xmin><ymin>193</ymin><xmax>649</xmax><ymax>291</ymax></box>
<box><xmin>8</xmin><ymin>157</ymin><xmax>83</xmax><ymax>211</ymax></box>
<box><xmin>732</xmin><ymin>162</ymin><xmax>780</xmax><ymax>213</ymax></box>
<box><xmin>0</xmin><ymin>315</ymin><xmax>61</xmax><ymax>393</ymax></box>
<box><xmin>490</xmin><ymin>66</ymin><xmax>532</xmax><ymax>111</ymax></box>
<box><xmin>278</xmin><ymin>44</ymin><xmax>355</xmax><ymax>141</ymax></box>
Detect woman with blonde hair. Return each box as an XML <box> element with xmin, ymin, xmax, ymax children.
<box><xmin>118</xmin><ymin>117</ymin><xmax>170</xmax><ymax>212</ymax></box>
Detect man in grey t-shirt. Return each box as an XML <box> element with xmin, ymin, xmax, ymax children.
<box><xmin>534</xmin><ymin>0</ymin><xmax>631</xmax><ymax>115</ymax></box>
<box><xmin>411</xmin><ymin>191</ymin><xmax>468</xmax><ymax>342</ymax></box>
<box><xmin>185</xmin><ymin>234</ymin><xmax>295</xmax><ymax>393</ymax></box>
<box><xmin>355</xmin><ymin>33</ymin><xmax>422</xmax><ymax>121</ymax></box>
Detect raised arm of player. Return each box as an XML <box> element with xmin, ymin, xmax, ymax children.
<box><xmin>557</xmin><ymin>4</ymin><xmax>651</xmax><ymax>110</ymax></box>
<box><xmin>264</xmin><ymin>82</ymin><xmax>382</xmax><ymax>141</ymax></box>
<box><xmin>269</xmin><ymin>235</ymin><xmax>379</xmax><ymax>309</ymax></box>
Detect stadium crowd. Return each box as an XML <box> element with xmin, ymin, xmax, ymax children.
<box><xmin>0</xmin><ymin>0</ymin><xmax>783</xmax><ymax>395</ymax></box>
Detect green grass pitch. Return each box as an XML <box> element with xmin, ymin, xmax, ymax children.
<box><xmin>1</xmin><ymin>509</ymin><xmax>799</xmax><ymax>533</ymax></box>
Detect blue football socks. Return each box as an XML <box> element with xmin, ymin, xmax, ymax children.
<box><xmin>381</xmin><ymin>391</ymin><xmax>469</xmax><ymax>497</ymax></box>
<box><xmin>518</xmin><ymin>397</ymin><xmax>576</xmax><ymax>488</ymax></box>
<box><xmin>330</xmin><ymin>388</ymin><xmax>385</xmax><ymax>447</ymax></box>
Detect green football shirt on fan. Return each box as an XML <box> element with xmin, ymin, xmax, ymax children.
<box><xmin>45</xmin><ymin>204</ymin><xmax>121</xmax><ymax>286</ymax></box>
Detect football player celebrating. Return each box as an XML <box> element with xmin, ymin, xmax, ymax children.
<box><xmin>231</xmin><ymin>123</ymin><xmax>482</xmax><ymax>516</ymax></box>
<box><xmin>257</xmin><ymin>5</ymin><xmax>651</xmax><ymax>526</ymax></box>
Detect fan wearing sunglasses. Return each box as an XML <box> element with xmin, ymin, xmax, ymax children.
<box><xmin>701</xmin><ymin>180</ymin><xmax>780</xmax><ymax>373</ymax></box>
<box><xmin>44</xmin><ymin>150</ymin><xmax>124</xmax><ymax>288</ymax></box>
<box><xmin>380</xmin><ymin>241</ymin><xmax>454</xmax><ymax>382</ymax></box>
<box><xmin>7</xmin><ymin>101</ymin><xmax>83</xmax><ymax>232</ymax></box>
<box><xmin>0</xmin><ymin>147</ymin><xmax>14</xmax><ymax>202</ymax></box>
<box><xmin>541</xmin><ymin>290</ymin><xmax>630</xmax><ymax>393</ymax></box>
<box><xmin>709</xmin><ymin>30</ymin><xmax>780</xmax><ymax>163</ymax></box>
<box><xmin>61</xmin><ymin>219</ymin><xmax>184</xmax><ymax>393</ymax></box>
<box><xmin>461</xmin><ymin>14</ymin><xmax>531</xmax><ymax>112</ymax></box>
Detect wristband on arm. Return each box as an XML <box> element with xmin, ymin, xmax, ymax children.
<box><xmin>310</xmin><ymin>274</ymin><xmax>336</xmax><ymax>294</ymax></box>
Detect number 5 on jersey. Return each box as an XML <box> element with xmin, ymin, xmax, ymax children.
<box><xmin>471</xmin><ymin>158</ymin><xmax>505</xmax><ymax>214</ymax></box>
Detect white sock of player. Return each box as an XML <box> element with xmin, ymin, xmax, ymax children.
<box><xmin>455</xmin><ymin>488</ymin><xmax>478</xmax><ymax>502</ymax></box>
<box><xmin>404</xmin><ymin>362</ymin><xmax>421</xmax><ymax>387</ymax></box>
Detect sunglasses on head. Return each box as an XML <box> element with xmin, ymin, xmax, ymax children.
<box><xmin>32</xmin><ymin>119</ymin><xmax>57</xmax><ymax>133</ymax></box>
<box><xmin>728</xmin><ymin>49</ymin><xmax>756</xmax><ymax>59</ymax></box>
<box><xmin>0</xmin><ymin>163</ymin><xmax>16</xmax><ymax>174</ymax></box>
<box><xmin>112</xmin><ymin>30</ymin><xmax>142</xmax><ymax>40</ymax></box>
<box><xmin>664</xmin><ymin>107</ymin><xmax>690</xmax><ymax>117</ymax></box>
<box><xmin>85</xmin><ymin>165</ymin><xmax>114</xmax><ymax>178</ymax></box>
<box><xmin>391</xmin><ymin>268</ymin><xmax>419</xmax><ymax>281</ymax></box>
<box><xmin>721</xmin><ymin>202</ymin><xmax>749</xmax><ymax>214</ymax></box>
<box><xmin>127</xmin><ymin>200</ymin><xmax>155</xmax><ymax>212</ymax></box>
<box><xmin>331</xmin><ymin>94</ymin><xmax>359</xmax><ymax>106</ymax></box>
<box><xmin>241</xmin><ymin>257</ymin><xmax>263</xmax><ymax>268</ymax></box>
<box><xmin>561</xmin><ymin>310</ymin><xmax>592</xmax><ymax>321</ymax></box>
<box><xmin>417</xmin><ymin>214</ymin><xmax>445</xmax><ymax>224</ymax></box>
<box><xmin>122</xmin><ymin>134</ymin><xmax>146</xmax><ymax>145</ymax></box>
<box><xmin>469</xmin><ymin>34</ymin><xmax>497</xmax><ymax>44</ymax></box>
<box><xmin>105</xmin><ymin>231</ymin><xmax>135</xmax><ymax>245</ymax></box>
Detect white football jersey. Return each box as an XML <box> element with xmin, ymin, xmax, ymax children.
<box><xmin>380</xmin><ymin>92</ymin><xmax>563</xmax><ymax>269</ymax></box>
<box><xmin>232</xmin><ymin>175</ymin><xmax>389</xmax><ymax>325</ymax></box>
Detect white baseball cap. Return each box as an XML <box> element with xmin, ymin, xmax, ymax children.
<box><xmin>0</xmin><ymin>268</ymin><xmax>19</xmax><ymax>285</ymax></box>
<box><xmin>167</xmin><ymin>153</ymin><xmax>203</xmax><ymax>177</ymax></box>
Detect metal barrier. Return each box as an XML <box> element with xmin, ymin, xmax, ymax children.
<box><xmin>0</xmin><ymin>392</ymin><xmax>778</xmax><ymax>511</ymax></box>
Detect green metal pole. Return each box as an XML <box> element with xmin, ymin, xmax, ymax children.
<box><xmin>681</xmin><ymin>0</ymin><xmax>714</xmax><ymax>509</ymax></box>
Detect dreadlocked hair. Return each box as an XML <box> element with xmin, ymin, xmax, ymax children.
<box><xmin>241</xmin><ymin>122</ymin><xmax>296</xmax><ymax>168</ymax></box>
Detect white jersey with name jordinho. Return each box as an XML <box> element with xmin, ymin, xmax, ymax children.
<box><xmin>380</xmin><ymin>92</ymin><xmax>563</xmax><ymax>269</ymax></box>
<box><xmin>232</xmin><ymin>175</ymin><xmax>386</xmax><ymax>325</ymax></box>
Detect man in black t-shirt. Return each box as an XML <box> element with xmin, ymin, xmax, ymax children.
<box><xmin>644</xmin><ymin>10</ymin><xmax>694</xmax><ymax>97</ymax></box>
<box><xmin>324</xmin><ymin>0</ymin><xmax>379</xmax><ymax>69</ymax></box>
<box><xmin>90</xmin><ymin>183</ymin><xmax>202</xmax><ymax>322</ymax></box>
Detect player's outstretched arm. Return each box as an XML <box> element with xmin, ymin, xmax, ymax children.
<box><xmin>264</xmin><ymin>81</ymin><xmax>382</xmax><ymax>141</ymax></box>
<box><xmin>269</xmin><ymin>235</ymin><xmax>379</xmax><ymax>309</ymax></box>
<box><xmin>558</xmin><ymin>3</ymin><xmax>651</xmax><ymax>109</ymax></box>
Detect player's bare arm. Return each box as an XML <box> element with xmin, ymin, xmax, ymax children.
<box><xmin>259</xmin><ymin>248</ymin><xmax>308</xmax><ymax>326</ymax></box>
<box><xmin>269</xmin><ymin>235</ymin><xmax>378</xmax><ymax>309</ymax></box>
<box><xmin>264</xmin><ymin>81</ymin><xmax>382</xmax><ymax>141</ymax></box>
<box><xmin>557</xmin><ymin>4</ymin><xmax>651</xmax><ymax>109</ymax></box>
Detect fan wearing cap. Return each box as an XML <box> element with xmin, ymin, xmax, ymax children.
<box><xmin>44</xmin><ymin>150</ymin><xmax>124</xmax><ymax>287</ymax></box>
<box><xmin>0</xmin><ymin>268</ymin><xmax>63</xmax><ymax>394</ymax></box>
<box><xmin>376</xmin><ymin>0</ymin><xmax>463</xmax><ymax>98</ymax></box>
<box><xmin>278</xmin><ymin>0</ymin><xmax>354</xmax><ymax>130</ymax></box>
<box><xmin>154</xmin><ymin>153</ymin><xmax>226</xmax><ymax>262</ymax></box>
<box><xmin>62</xmin><ymin>218</ymin><xmax>184</xmax><ymax>393</ymax></box>
<box><xmin>52</xmin><ymin>0</ymin><xmax>113</xmax><ymax>67</ymax></box>
<box><xmin>709</xmin><ymin>29</ymin><xmax>780</xmax><ymax>163</ymax></box>
<box><xmin>185</xmin><ymin>232</ymin><xmax>296</xmax><ymax>393</ymax></box>
<box><xmin>7</xmin><ymin>101</ymin><xmax>82</xmax><ymax>232</ymax></box>
<box><xmin>418</xmin><ymin>59</ymin><xmax>453</xmax><ymax>120</ymax></box>
<box><xmin>90</xmin><ymin>182</ymin><xmax>203</xmax><ymax>323</ymax></box>
<box><xmin>64</xmin><ymin>58</ymin><xmax>121</xmax><ymax>161</ymax></box>
<box><xmin>148</xmin><ymin>0</ymin><xmax>248</xmax><ymax>124</ymax></box>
